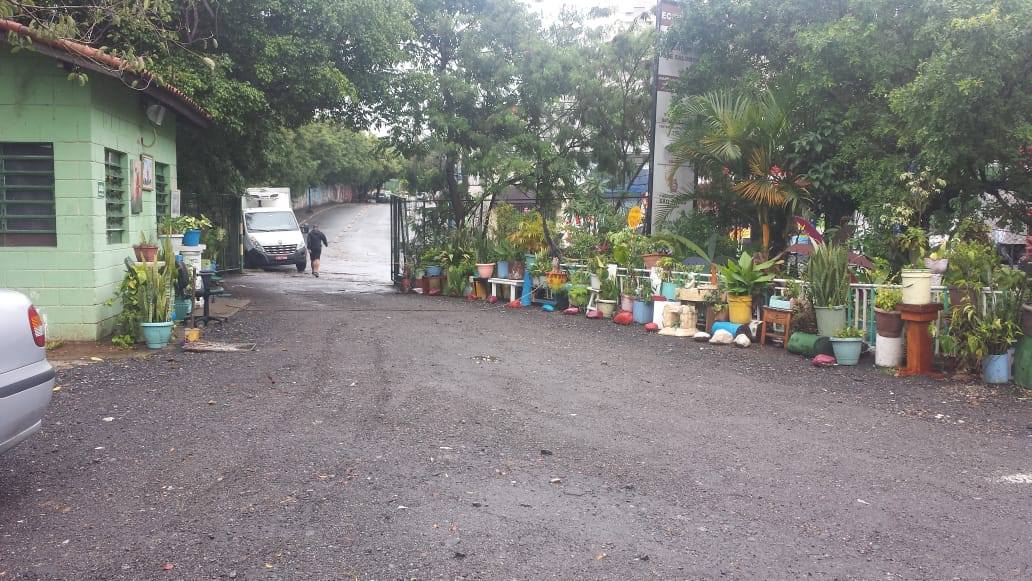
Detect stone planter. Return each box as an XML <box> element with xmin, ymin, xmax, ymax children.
<box><xmin>596</xmin><ymin>299</ymin><xmax>617</xmax><ymax>318</ymax></box>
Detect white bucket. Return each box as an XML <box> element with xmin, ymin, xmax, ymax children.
<box><xmin>652</xmin><ymin>299</ymin><xmax>669</xmax><ymax>328</ymax></box>
<box><xmin>900</xmin><ymin>268</ymin><xmax>932</xmax><ymax>305</ymax></box>
<box><xmin>875</xmin><ymin>334</ymin><xmax>904</xmax><ymax>368</ymax></box>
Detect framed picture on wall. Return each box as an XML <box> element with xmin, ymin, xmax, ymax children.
<box><xmin>131</xmin><ymin>159</ymin><xmax>143</xmax><ymax>215</ymax></box>
<box><xmin>140</xmin><ymin>154</ymin><xmax>155</xmax><ymax>191</ymax></box>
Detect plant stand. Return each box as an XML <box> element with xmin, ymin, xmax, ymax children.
<box><xmin>897</xmin><ymin>303</ymin><xmax>943</xmax><ymax>378</ymax></box>
<box><xmin>759</xmin><ymin>307</ymin><xmax>792</xmax><ymax>349</ymax></box>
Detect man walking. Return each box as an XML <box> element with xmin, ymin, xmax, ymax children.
<box><xmin>306</xmin><ymin>223</ymin><xmax>328</xmax><ymax>277</ymax></box>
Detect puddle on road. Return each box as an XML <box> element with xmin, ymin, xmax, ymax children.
<box><xmin>471</xmin><ymin>355</ymin><xmax>501</xmax><ymax>363</ymax></box>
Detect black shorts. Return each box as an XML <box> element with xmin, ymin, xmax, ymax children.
<box><xmin>309</xmin><ymin>249</ymin><xmax>321</xmax><ymax>260</ymax></box>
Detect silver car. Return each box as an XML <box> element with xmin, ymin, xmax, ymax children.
<box><xmin>0</xmin><ymin>289</ymin><xmax>54</xmax><ymax>454</ymax></box>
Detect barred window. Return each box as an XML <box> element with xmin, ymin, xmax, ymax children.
<box><xmin>104</xmin><ymin>149</ymin><xmax>127</xmax><ymax>244</ymax></box>
<box><xmin>155</xmin><ymin>162</ymin><xmax>171</xmax><ymax>217</ymax></box>
<box><xmin>0</xmin><ymin>143</ymin><xmax>56</xmax><ymax>247</ymax></box>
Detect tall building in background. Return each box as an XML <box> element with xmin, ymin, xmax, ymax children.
<box><xmin>645</xmin><ymin>0</ymin><xmax>694</xmax><ymax>233</ymax></box>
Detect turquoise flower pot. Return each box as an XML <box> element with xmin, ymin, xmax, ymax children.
<box><xmin>830</xmin><ymin>337</ymin><xmax>863</xmax><ymax>366</ymax></box>
<box><xmin>660</xmin><ymin>282</ymin><xmax>677</xmax><ymax>301</ymax></box>
<box><xmin>982</xmin><ymin>353</ymin><xmax>1010</xmax><ymax>384</ymax></box>
<box><xmin>139</xmin><ymin>322</ymin><xmax>174</xmax><ymax>349</ymax></box>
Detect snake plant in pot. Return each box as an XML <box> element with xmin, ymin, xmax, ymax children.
<box><xmin>806</xmin><ymin>243</ymin><xmax>850</xmax><ymax>337</ymax></box>
<box><xmin>719</xmin><ymin>252</ymin><xmax>779</xmax><ymax>325</ymax></box>
<box><xmin>137</xmin><ymin>239</ymin><xmax>177</xmax><ymax>348</ymax></box>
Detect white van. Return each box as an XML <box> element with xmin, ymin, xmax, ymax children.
<box><xmin>242</xmin><ymin>187</ymin><xmax>308</xmax><ymax>271</ymax></box>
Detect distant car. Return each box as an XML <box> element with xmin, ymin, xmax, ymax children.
<box><xmin>0</xmin><ymin>290</ymin><xmax>54</xmax><ymax>454</ymax></box>
<box><xmin>375</xmin><ymin>191</ymin><xmax>390</xmax><ymax>203</ymax></box>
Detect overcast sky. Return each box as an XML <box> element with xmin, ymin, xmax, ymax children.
<box><xmin>520</xmin><ymin>0</ymin><xmax>653</xmax><ymax>25</ymax></box>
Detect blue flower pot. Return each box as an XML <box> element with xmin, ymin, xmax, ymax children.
<box><xmin>425</xmin><ymin>265</ymin><xmax>443</xmax><ymax>277</ymax></box>
<box><xmin>830</xmin><ymin>337</ymin><xmax>863</xmax><ymax>366</ymax></box>
<box><xmin>182</xmin><ymin>229</ymin><xmax>202</xmax><ymax>246</ymax></box>
<box><xmin>139</xmin><ymin>321</ymin><xmax>174</xmax><ymax>349</ymax></box>
<box><xmin>982</xmin><ymin>353</ymin><xmax>1010</xmax><ymax>384</ymax></box>
<box><xmin>496</xmin><ymin>260</ymin><xmax>509</xmax><ymax>279</ymax></box>
<box><xmin>632</xmin><ymin>299</ymin><xmax>653</xmax><ymax>324</ymax></box>
<box><xmin>660</xmin><ymin>281</ymin><xmax>677</xmax><ymax>301</ymax></box>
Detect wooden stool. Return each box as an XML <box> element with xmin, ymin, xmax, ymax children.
<box><xmin>760</xmin><ymin>306</ymin><xmax>792</xmax><ymax>349</ymax></box>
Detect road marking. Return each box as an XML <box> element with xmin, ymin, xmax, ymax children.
<box><xmin>999</xmin><ymin>473</ymin><xmax>1032</xmax><ymax>484</ymax></box>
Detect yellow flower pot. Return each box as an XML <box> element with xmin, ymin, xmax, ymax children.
<box><xmin>727</xmin><ymin>294</ymin><xmax>753</xmax><ymax>324</ymax></box>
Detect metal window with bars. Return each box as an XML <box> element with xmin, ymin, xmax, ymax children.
<box><xmin>0</xmin><ymin>143</ymin><xmax>57</xmax><ymax>247</ymax></box>
<box><xmin>104</xmin><ymin>149</ymin><xmax>127</xmax><ymax>244</ymax></box>
<box><xmin>155</xmin><ymin>162</ymin><xmax>170</xmax><ymax>217</ymax></box>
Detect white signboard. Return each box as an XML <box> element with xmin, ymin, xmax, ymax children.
<box><xmin>648</xmin><ymin>0</ymin><xmax>695</xmax><ymax>232</ymax></box>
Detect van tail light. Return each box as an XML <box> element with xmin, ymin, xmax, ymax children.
<box><xmin>28</xmin><ymin>306</ymin><xmax>46</xmax><ymax>347</ymax></box>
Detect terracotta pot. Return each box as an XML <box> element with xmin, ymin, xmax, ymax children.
<box><xmin>711</xmin><ymin>307</ymin><xmax>729</xmax><ymax>322</ymax></box>
<box><xmin>476</xmin><ymin>263</ymin><xmax>495</xmax><ymax>279</ymax></box>
<box><xmin>135</xmin><ymin>244</ymin><xmax>159</xmax><ymax>262</ymax></box>
<box><xmin>874</xmin><ymin>307</ymin><xmax>903</xmax><ymax>338</ymax></box>
<box><xmin>620</xmin><ymin>294</ymin><xmax>635</xmax><ymax>312</ymax></box>
<box><xmin>642</xmin><ymin>253</ymin><xmax>664</xmax><ymax>270</ymax></box>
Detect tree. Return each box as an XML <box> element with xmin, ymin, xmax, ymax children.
<box><xmin>664</xmin><ymin>90</ymin><xmax>809</xmax><ymax>257</ymax></box>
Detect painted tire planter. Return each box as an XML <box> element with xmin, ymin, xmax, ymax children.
<box><xmin>900</xmin><ymin>268</ymin><xmax>932</xmax><ymax>305</ymax></box>
<box><xmin>425</xmin><ymin>265</ymin><xmax>443</xmax><ymax>277</ymax></box>
<box><xmin>139</xmin><ymin>322</ymin><xmax>174</xmax><ymax>349</ymax></box>
<box><xmin>727</xmin><ymin>295</ymin><xmax>752</xmax><ymax>324</ymax></box>
<box><xmin>830</xmin><ymin>337</ymin><xmax>863</xmax><ymax>366</ymax></box>
<box><xmin>982</xmin><ymin>353</ymin><xmax>1010</xmax><ymax>384</ymax></box>
<box><xmin>476</xmin><ymin>263</ymin><xmax>496</xmax><ymax>279</ymax></box>
<box><xmin>875</xmin><ymin>334</ymin><xmax>903</xmax><ymax>368</ymax></box>
<box><xmin>660</xmin><ymin>282</ymin><xmax>678</xmax><ymax>301</ymax></box>
<box><xmin>814</xmin><ymin>305</ymin><xmax>847</xmax><ymax>337</ymax></box>
<box><xmin>620</xmin><ymin>294</ymin><xmax>635</xmax><ymax>312</ymax></box>
<box><xmin>631</xmin><ymin>299</ymin><xmax>653</xmax><ymax>324</ymax></box>
<box><xmin>874</xmin><ymin>308</ymin><xmax>903</xmax><ymax>338</ymax></box>
<box><xmin>596</xmin><ymin>299</ymin><xmax>617</xmax><ymax>318</ymax></box>
<box><xmin>182</xmin><ymin>228</ymin><xmax>202</xmax><ymax>246</ymax></box>
<box><xmin>496</xmin><ymin>261</ymin><xmax>509</xmax><ymax>279</ymax></box>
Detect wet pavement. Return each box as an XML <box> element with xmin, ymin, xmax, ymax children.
<box><xmin>2</xmin><ymin>202</ymin><xmax>1032</xmax><ymax>579</ymax></box>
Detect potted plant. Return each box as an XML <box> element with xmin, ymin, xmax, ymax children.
<box><xmin>806</xmin><ymin>243</ymin><xmax>850</xmax><ymax>337</ymax></box>
<box><xmin>874</xmin><ymin>287</ymin><xmax>903</xmax><ymax>338</ymax></box>
<box><xmin>137</xmin><ymin>240</ymin><xmax>177</xmax><ymax>349</ymax></box>
<box><xmin>640</xmin><ymin>237</ymin><xmax>670</xmax><ymax>270</ymax></box>
<box><xmin>944</xmin><ymin>239</ymin><xmax>997</xmax><ymax>309</ymax></box>
<box><xmin>474</xmin><ymin>234</ymin><xmax>497</xmax><ymax>279</ymax></box>
<box><xmin>899</xmin><ymin>226</ymin><xmax>932</xmax><ymax>305</ymax></box>
<box><xmin>161</xmin><ymin>215</ymin><xmax>213</xmax><ymax>247</ymax></box>
<box><xmin>568</xmin><ymin>284</ymin><xmax>589</xmax><ymax>310</ymax></box>
<box><xmin>133</xmin><ymin>231</ymin><xmax>159</xmax><ymax>262</ymax></box>
<box><xmin>830</xmin><ymin>326</ymin><xmax>864</xmax><ymax>366</ymax></box>
<box><xmin>656</xmin><ymin>256</ymin><xmax>680</xmax><ymax>300</ymax></box>
<box><xmin>494</xmin><ymin>239</ymin><xmax>520</xmax><ymax>279</ymax></box>
<box><xmin>710</xmin><ymin>301</ymin><xmax>729</xmax><ymax>324</ymax></box>
<box><xmin>720</xmin><ymin>251</ymin><xmax>779</xmax><ymax>324</ymax></box>
<box><xmin>631</xmin><ymin>277</ymin><xmax>653</xmax><ymax>324</ymax></box>
<box><xmin>546</xmin><ymin>275</ymin><xmax>569</xmax><ymax>310</ymax></box>
<box><xmin>597</xmin><ymin>276</ymin><xmax>619</xmax><ymax>318</ymax></box>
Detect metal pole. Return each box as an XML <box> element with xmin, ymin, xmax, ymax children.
<box><xmin>643</xmin><ymin>0</ymin><xmax>662</xmax><ymax>235</ymax></box>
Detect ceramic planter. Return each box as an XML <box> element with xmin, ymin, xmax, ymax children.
<box><xmin>830</xmin><ymin>337</ymin><xmax>863</xmax><ymax>366</ymax></box>
<box><xmin>139</xmin><ymin>321</ymin><xmax>174</xmax><ymax>349</ymax></box>
<box><xmin>900</xmin><ymin>268</ymin><xmax>932</xmax><ymax>305</ymax></box>
<box><xmin>814</xmin><ymin>305</ymin><xmax>847</xmax><ymax>337</ymax></box>
<box><xmin>632</xmin><ymin>299</ymin><xmax>653</xmax><ymax>324</ymax></box>
<box><xmin>727</xmin><ymin>294</ymin><xmax>752</xmax><ymax>324</ymax></box>
<box><xmin>476</xmin><ymin>263</ymin><xmax>496</xmax><ymax>279</ymax></box>
<box><xmin>982</xmin><ymin>353</ymin><xmax>1010</xmax><ymax>384</ymax></box>
<box><xmin>620</xmin><ymin>294</ymin><xmax>635</xmax><ymax>312</ymax></box>
<box><xmin>596</xmin><ymin>299</ymin><xmax>617</xmax><ymax>318</ymax></box>
<box><xmin>874</xmin><ymin>308</ymin><xmax>903</xmax><ymax>338</ymax></box>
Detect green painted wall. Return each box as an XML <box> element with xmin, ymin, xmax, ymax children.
<box><xmin>0</xmin><ymin>50</ymin><xmax>179</xmax><ymax>340</ymax></box>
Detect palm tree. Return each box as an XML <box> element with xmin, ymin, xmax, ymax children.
<box><xmin>659</xmin><ymin>90</ymin><xmax>809</xmax><ymax>257</ymax></box>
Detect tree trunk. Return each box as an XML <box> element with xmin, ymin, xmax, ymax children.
<box><xmin>444</xmin><ymin>152</ymin><xmax>464</xmax><ymax>227</ymax></box>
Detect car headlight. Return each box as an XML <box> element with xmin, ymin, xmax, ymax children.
<box><xmin>249</xmin><ymin>236</ymin><xmax>263</xmax><ymax>250</ymax></box>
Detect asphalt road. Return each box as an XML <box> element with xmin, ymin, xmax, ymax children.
<box><xmin>2</xmin><ymin>202</ymin><xmax>1032</xmax><ymax>579</ymax></box>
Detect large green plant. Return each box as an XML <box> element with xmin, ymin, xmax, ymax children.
<box><xmin>806</xmin><ymin>243</ymin><xmax>849</xmax><ymax>307</ymax></box>
<box><xmin>137</xmin><ymin>239</ymin><xmax>177</xmax><ymax>324</ymax></box>
<box><xmin>719</xmin><ymin>251</ymin><xmax>779</xmax><ymax>296</ymax></box>
<box><xmin>944</xmin><ymin>239</ymin><xmax>998</xmax><ymax>289</ymax></box>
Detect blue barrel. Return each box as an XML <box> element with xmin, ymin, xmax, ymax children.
<box><xmin>496</xmin><ymin>260</ymin><xmax>509</xmax><ymax>279</ymax></box>
<box><xmin>632</xmin><ymin>300</ymin><xmax>652</xmax><ymax>324</ymax></box>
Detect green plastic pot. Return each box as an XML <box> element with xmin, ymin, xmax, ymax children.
<box><xmin>814</xmin><ymin>305</ymin><xmax>847</xmax><ymax>337</ymax></box>
<box><xmin>830</xmin><ymin>337</ymin><xmax>863</xmax><ymax>365</ymax></box>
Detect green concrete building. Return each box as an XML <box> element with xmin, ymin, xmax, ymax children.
<box><xmin>0</xmin><ymin>21</ymin><xmax>210</xmax><ymax>340</ymax></box>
